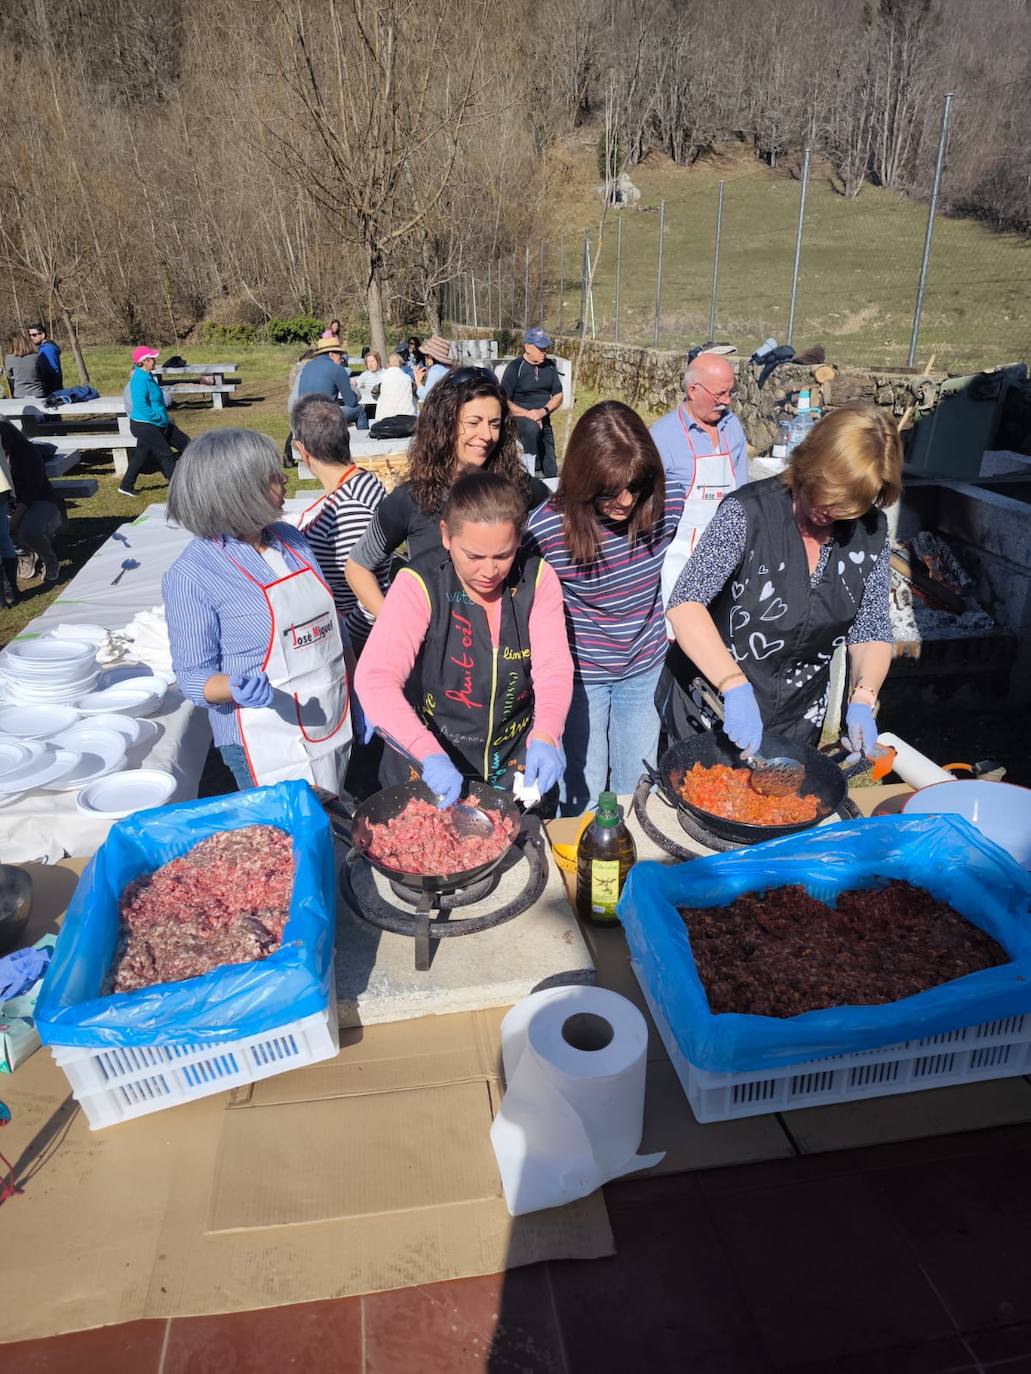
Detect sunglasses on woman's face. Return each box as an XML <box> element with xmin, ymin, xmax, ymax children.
<box><xmin>595</xmin><ymin>478</ymin><xmax>652</xmax><ymax>502</ymax></box>
<box><xmin>445</xmin><ymin>365</ymin><xmax>496</xmax><ymax>387</ymax></box>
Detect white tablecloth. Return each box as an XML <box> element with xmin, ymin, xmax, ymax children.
<box><xmin>0</xmin><ymin>509</ymin><xmax>212</xmax><ymax>863</ymax></box>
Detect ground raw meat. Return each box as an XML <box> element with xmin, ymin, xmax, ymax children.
<box><xmin>108</xmin><ymin>826</ymin><xmax>294</xmax><ymax>993</ymax></box>
<box><xmin>362</xmin><ymin>798</ymin><xmax>514</xmax><ymax>874</ymax></box>
<box><xmin>678</xmin><ymin>762</ymin><xmax>823</xmax><ymax>826</ymax></box>
<box><xmin>679</xmin><ymin>880</ymin><xmax>1007</xmax><ymax>1018</ymax></box>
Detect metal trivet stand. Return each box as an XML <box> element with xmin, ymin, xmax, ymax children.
<box><xmin>340</xmin><ymin>815</ymin><xmax>549</xmax><ymax>971</ymax></box>
<box><xmin>632</xmin><ymin>773</ymin><xmax>862</xmax><ymax>859</ymax></box>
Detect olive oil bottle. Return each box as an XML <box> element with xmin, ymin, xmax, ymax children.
<box><xmin>575</xmin><ymin>792</ymin><xmax>637</xmax><ymax>926</ymax></box>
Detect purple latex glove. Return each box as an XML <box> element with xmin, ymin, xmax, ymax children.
<box><xmin>229</xmin><ymin>671</ymin><xmax>274</xmax><ymax>709</ymax></box>
<box><xmin>722</xmin><ymin>681</ymin><xmax>764</xmax><ymax>756</ymax></box>
<box><xmin>523</xmin><ymin>738</ymin><xmax>563</xmax><ymax>795</ymax></box>
<box><xmin>0</xmin><ymin>947</ymin><xmax>51</xmax><ymax>1001</ymax></box>
<box><xmin>845</xmin><ymin>701</ymin><xmax>878</xmax><ymax>757</ymax></box>
<box><xmin>421</xmin><ymin>753</ymin><xmax>464</xmax><ymax>809</ymax></box>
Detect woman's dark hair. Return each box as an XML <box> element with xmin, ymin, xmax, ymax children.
<box><xmin>0</xmin><ymin>417</ymin><xmax>40</xmax><ymax>466</ymax></box>
<box><xmin>443</xmin><ymin>470</ymin><xmax>527</xmax><ymax>535</ymax></box>
<box><xmin>553</xmin><ymin>401</ymin><xmax>666</xmax><ymax>565</ymax></box>
<box><xmin>407</xmin><ymin>371</ymin><xmax>526</xmax><ymax>514</ymax></box>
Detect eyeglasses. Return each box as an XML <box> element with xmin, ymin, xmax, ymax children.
<box><xmin>445</xmin><ymin>366</ymin><xmax>496</xmax><ymax>387</ymax></box>
<box><xmin>692</xmin><ymin>380</ymin><xmax>736</xmax><ymax>404</ymax></box>
<box><xmin>594</xmin><ymin>477</ymin><xmax>652</xmax><ymax>503</ymax></box>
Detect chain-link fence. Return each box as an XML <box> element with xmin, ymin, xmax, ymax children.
<box><xmin>446</xmin><ymin>99</ymin><xmax>1031</xmax><ymax>374</ymax></box>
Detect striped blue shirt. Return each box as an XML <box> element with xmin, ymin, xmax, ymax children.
<box><xmin>523</xmin><ymin>484</ymin><xmax>685</xmax><ymax>683</ymax></box>
<box><xmin>162</xmin><ymin>523</ymin><xmax>348</xmax><ymax>747</ymax></box>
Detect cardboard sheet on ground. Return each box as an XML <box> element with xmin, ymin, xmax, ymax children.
<box><xmin>0</xmin><ymin>860</ymin><xmax>612</xmax><ymax>1344</ymax></box>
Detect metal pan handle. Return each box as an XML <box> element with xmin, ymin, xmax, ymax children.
<box><xmin>632</xmin><ymin>775</ymin><xmax>698</xmax><ymax>863</ymax></box>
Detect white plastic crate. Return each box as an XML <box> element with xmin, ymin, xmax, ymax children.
<box><xmin>48</xmin><ymin>1002</ymin><xmax>339</xmax><ymax>1130</ymax></box>
<box><xmin>632</xmin><ymin>962</ymin><xmax>1031</xmax><ymax>1124</ymax></box>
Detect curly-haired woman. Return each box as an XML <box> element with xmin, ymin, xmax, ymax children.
<box><xmin>344</xmin><ymin>368</ymin><xmax>550</xmax><ymax>620</ymax></box>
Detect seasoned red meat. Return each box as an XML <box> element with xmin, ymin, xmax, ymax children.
<box><xmin>363</xmin><ymin>798</ymin><xmax>514</xmax><ymax>874</ymax></box>
<box><xmin>109</xmin><ymin>826</ymin><xmax>294</xmax><ymax>992</ymax></box>
<box><xmin>679</xmin><ymin>880</ymin><xmax>1007</xmax><ymax>1017</ymax></box>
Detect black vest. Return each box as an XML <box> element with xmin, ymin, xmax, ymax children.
<box><xmin>397</xmin><ymin>551</ymin><xmax>541</xmax><ymax>787</ymax></box>
<box><xmin>708</xmin><ymin>478</ymin><xmax>887</xmax><ymax>741</ymax></box>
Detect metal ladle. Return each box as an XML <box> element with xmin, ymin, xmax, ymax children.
<box><xmin>742</xmin><ymin>752</ymin><xmax>806</xmax><ymax>797</ymax></box>
<box><xmin>374</xmin><ymin>728</ymin><xmax>494</xmax><ymax>838</ymax></box>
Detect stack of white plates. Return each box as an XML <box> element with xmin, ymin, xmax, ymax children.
<box><xmin>76</xmin><ymin>769</ymin><xmax>177</xmax><ymax>818</ymax></box>
<box><xmin>0</xmin><ymin>637</ymin><xmax>99</xmax><ymax>706</ymax></box>
<box><xmin>0</xmin><ymin>737</ymin><xmax>82</xmax><ymax>795</ymax></box>
<box><xmin>46</xmin><ymin>724</ymin><xmax>127</xmax><ymax>790</ymax></box>
<box><xmin>76</xmin><ymin>681</ymin><xmax>165</xmax><ymax>718</ymax></box>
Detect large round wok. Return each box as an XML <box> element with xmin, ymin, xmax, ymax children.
<box><xmin>337</xmin><ymin>778</ymin><xmax>522</xmax><ymax>892</ymax></box>
<box><xmin>650</xmin><ymin>729</ymin><xmax>853</xmax><ymax>847</ymax></box>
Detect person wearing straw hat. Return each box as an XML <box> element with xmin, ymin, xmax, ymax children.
<box><xmin>297</xmin><ymin>336</ymin><xmax>368</xmax><ymax>430</ymax></box>
<box><xmin>120</xmin><ymin>345</ymin><xmax>190</xmax><ymax>498</ymax></box>
<box><xmin>501</xmin><ymin>327</ymin><xmax>564</xmax><ymax>478</ymax></box>
<box><xmin>414</xmin><ymin>334</ymin><xmax>453</xmax><ymax>400</ymax></box>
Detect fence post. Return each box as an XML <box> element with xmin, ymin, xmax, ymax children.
<box><xmin>558</xmin><ymin>236</ymin><xmax>565</xmax><ymax>336</ymax></box>
<box><xmin>786</xmin><ymin>146</ymin><xmax>811</xmax><ymax>348</ymax></box>
<box><xmin>908</xmin><ymin>92</ymin><xmax>954</xmax><ymax>368</ymax></box>
<box><xmin>512</xmin><ymin>250</ymin><xmax>518</xmax><ymax>327</ymax></box>
<box><xmin>539</xmin><ymin>240</ymin><xmax>545</xmax><ymax>325</ymax></box>
<box><xmin>653</xmin><ymin>199</ymin><xmax>665</xmax><ymax>346</ymax></box>
<box><xmin>708</xmin><ymin>180</ymin><xmax>725</xmax><ymax>340</ymax></box>
<box><xmin>470</xmin><ymin>272</ymin><xmax>478</xmax><ymax>329</ymax></box>
<box><xmin>497</xmin><ymin>259</ymin><xmax>502</xmax><ymax>332</ymax></box>
<box><xmin>523</xmin><ymin>245</ymin><xmax>530</xmax><ymax>329</ymax></box>
<box><xmin>580</xmin><ymin>226</ymin><xmax>589</xmax><ymax>333</ymax></box>
<box><xmin>614</xmin><ymin>215</ymin><xmax>622</xmax><ymax>344</ymax></box>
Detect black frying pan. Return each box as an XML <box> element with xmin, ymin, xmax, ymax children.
<box><xmin>653</xmin><ymin>730</ymin><xmax>850</xmax><ymax>846</ymax></box>
<box><xmin>341</xmin><ymin>779</ymin><xmax>521</xmax><ymax>892</ymax></box>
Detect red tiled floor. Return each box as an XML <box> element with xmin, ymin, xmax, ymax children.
<box><xmin>0</xmin><ymin>1319</ymin><xmax>167</xmax><ymax>1374</ymax></box>
<box><xmin>162</xmin><ymin>1296</ymin><xmax>361</xmax><ymax>1374</ymax></box>
<box><xmin>363</xmin><ymin>1265</ymin><xmax>565</xmax><ymax>1374</ymax></box>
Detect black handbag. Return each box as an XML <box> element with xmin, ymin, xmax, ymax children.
<box><xmin>369</xmin><ymin>414</ymin><xmax>417</xmax><ymax>439</ymax></box>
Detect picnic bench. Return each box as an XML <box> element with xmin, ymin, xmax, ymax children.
<box><xmin>153</xmin><ymin>362</ymin><xmax>240</xmax><ymax>409</ymax></box>
<box><xmin>0</xmin><ymin>397</ymin><xmax>136</xmax><ymax>478</ymax></box>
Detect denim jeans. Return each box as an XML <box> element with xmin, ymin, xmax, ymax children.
<box><xmin>560</xmin><ymin>661</ymin><xmax>664</xmax><ymax>815</ymax></box>
<box><xmin>0</xmin><ymin>497</ymin><xmax>16</xmax><ymax>559</ymax></box>
<box><xmin>340</xmin><ymin>403</ymin><xmax>369</xmax><ymax>432</ymax></box>
<box><xmin>219</xmin><ymin>743</ymin><xmax>255</xmax><ymax>791</ymax></box>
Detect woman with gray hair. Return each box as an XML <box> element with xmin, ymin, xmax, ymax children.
<box><xmin>162</xmin><ymin>427</ymin><xmax>354</xmax><ymax>793</ymax></box>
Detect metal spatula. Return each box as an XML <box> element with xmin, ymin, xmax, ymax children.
<box><xmin>742</xmin><ymin>752</ymin><xmax>806</xmax><ymax>797</ymax></box>
<box><xmin>374</xmin><ymin>727</ymin><xmax>494</xmax><ymax>838</ymax></box>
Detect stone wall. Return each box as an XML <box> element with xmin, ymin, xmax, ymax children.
<box><xmin>451</xmin><ymin>326</ymin><xmax>946</xmax><ymax>453</ymax></box>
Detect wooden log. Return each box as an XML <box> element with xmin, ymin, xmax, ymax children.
<box><xmin>813</xmin><ymin>364</ymin><xmax>835</xmax><ymax>383</ymax></box>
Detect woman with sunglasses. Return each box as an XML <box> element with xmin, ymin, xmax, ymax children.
<box><xmin>660</xmin><ymin>403</ymin><xmax>902</xmax><ymax>759</ymax></box>
<box><xmin>523</xmin><ymin>401</ymin><xmax>685</xmax><ymax>814</ymax></box>
<box><xmin>356</xmin><ymin>470</ymin><xmax>572</xmax><ymax>804</ymax></box>
<box><xmin>344</xmin><ymin>368</ymin><xmax>550</xmax><ymax>623</ymax></box>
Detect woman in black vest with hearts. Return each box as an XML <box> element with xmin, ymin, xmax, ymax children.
<box><xmin>356</xmin><ymin>471</ymin><xmax>574</xmax><ymax>807</ymax></box>
<box><xmin>659</xmin><ymin>403</ymin><xmax>902</xmax><ymax>757</ymax></box>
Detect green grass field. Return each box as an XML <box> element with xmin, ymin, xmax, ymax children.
<box><xmin>539</xmin><ymin>150</ymin><xmax>1031</xmax><ymax>372</ymax></box>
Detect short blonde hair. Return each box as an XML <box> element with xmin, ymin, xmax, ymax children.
<box><xmin>781</xmin><ymin>402</ymin><xmax>902</xmax><ymax>517</ymax></box>
<box><xmin>387</xmin><ymin>351</ymin><xmax>403</xmax><ymax>367</ymax></box>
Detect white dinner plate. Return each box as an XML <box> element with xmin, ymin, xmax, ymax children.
<box><xmin>48</xmin><ymin>724</ymin><xmax>126</xmax><ymax>779</ymax></box>
<box><xmin>0</xmin><ymin>745</ymin><xmax>83</xmax><ymax>795</ymax></box>
<box><xmin>83</xmin><ymin>713</ymin><xmax>142</xmax><ymax>747</ymax></box>
<box><xmin>0</xmin><ymin>738</ymin><xmax>47</xmax><ymax>784</ymax></box>
<box><xmin>4</xmin><ymin>637</ymin><xmax>96</xmax><ymax>668</ymax></box>
<box><xmin>41</xmin><ymin>746</ymin><xmax>126</xmax><ymax>791</ymax></box>
<box><xmin>75</xmin><ymin>684</ymin><xmax>164</xmax><ymax>719</ymax></box>
<box><xmin>0</xmin><ymin>739</ymin><xmax>33</xmax><ymax>777</ymax></box>
<box><xmin>0</xmin><ymin>704</ymin><xmax>81</xmax><ymax>739</ymax></box>
<box><xmin>76</xmin><ymin>769</ymin><xmax>177</xmax><ymax>818</ymax></box>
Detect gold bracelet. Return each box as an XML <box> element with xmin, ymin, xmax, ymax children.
<box><xmin>716</xmin><ymin>671</ymin><xmax>747</xmax><ymax>694</ymax></box>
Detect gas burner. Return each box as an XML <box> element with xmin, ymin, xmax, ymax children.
<box><xmin>340</xmin><ymin>818</ymin><xmax>548</xmax><ymax>971</ymax></box>
<box><xmin>633</xmin><ymin>774</ymin><xmax>862</xmax><ymax>859</ymax></box>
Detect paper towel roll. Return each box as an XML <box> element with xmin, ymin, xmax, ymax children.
<box><xmin>876</xmin><ymin>732</ymin><xmax>953</xmax><ymax>789</ymax></box>
<box><xmin>490</xmin><ymin>986</ymin><xmax>664</xmax><ymax>1216</ymax></box>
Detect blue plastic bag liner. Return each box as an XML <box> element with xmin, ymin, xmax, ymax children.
<box><xmin>619</xmin><ymin>814</ymin><xmax>1031</xmax><ymax>1074</ymax></box>
<box><xmin>35</xmin><ymin>780</ymin><xmax>336</xmax><ymax>1048</ymax></box>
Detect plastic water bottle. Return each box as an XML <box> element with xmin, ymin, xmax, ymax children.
<box><xmin>788</xmin><ymin>390</ymin><xmax>817</xmax><ymax>452</ymax></box>
<box><xmin>772</xmin><ymin>417</ymin><xmax>793</xmax><ymax>460</ymax></box>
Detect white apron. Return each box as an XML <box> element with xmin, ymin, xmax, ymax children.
<box><xmin>226</xmin><ymin>541</ymin><xmax>352</xmax><ymax>793</ymax></box>
<box><xmin>661</xmin><ymin>407</ymin><xmax>736</xmax><ymax>624</ymax></box>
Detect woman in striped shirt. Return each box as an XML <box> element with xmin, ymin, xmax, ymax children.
<box><xmin>290</xmin><ymin>394</ymin><xmax>387</xmax><ymax>653</ymax></box>
<box><xmin>523</xmin><ymin>401</ymin><xmax>685</xmax><ymax>814</ymax></box>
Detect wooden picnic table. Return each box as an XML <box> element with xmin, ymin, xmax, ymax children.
<box><xmin>152</xmin><ymin>363</ymin><xmax>240</xmax><ymax>409</ymax></box>
<box><xmin>0</xmin><ymin>396</ymin><xmax>135</xmax><ymax>475</ymax></box>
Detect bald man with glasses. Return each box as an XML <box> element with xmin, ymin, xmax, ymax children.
<box><xmin>650</xmin><ymin>351</ymin><xmax>748</xmax><ymax>610</ymax></box>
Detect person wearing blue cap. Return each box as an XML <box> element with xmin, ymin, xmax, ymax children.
<box><xmin>501</xmin><ymin>328</ymin><xmax>563</xmax><ymax>478</ymax></box>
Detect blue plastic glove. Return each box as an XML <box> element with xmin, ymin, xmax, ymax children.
<box><xmin>722</xmin><ymin>681</ymin><xmax>764</xmax><ymax>756</ymax></box>
<box><xmin>523</xmin><ymin>738</ymin><xmax>563</xmax><ymax>796</ymax></box>
<box><xmin>350</xmin><ymin>693</ymin><xmax>373</xmax><ymax>745</ymax></box>
<box><xmin>845</xmin><ymin>701</ymin><xmax>879</xmax><ymax>757</ymax></box>
<box><xmin>229</xmin><ymin>671</ymin><xmax>274</xmax><ymax>709</ymax></box>
<box><xmin>421</xmin><ymin>753</ymin><xmax>464</xmax><ymax>809</ymax></box>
